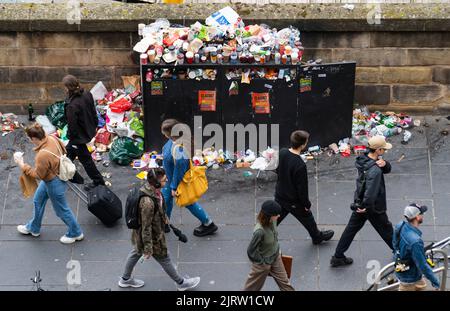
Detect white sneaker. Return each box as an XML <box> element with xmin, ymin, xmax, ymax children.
<box><xmin>60</xmin><ymin>233</ymin><xmax>84</xmax><ymax>244</ymax></box>
<box><xmin>17</xmin><ymin>225</ymin><xmax>40</xmax><ymax>237</ymax></box>
<box><xmin>177</xmin><ymin>276</ymin><xmax>200</xmax><ymax>291</ymax></box>
<box><xmin>118</xmin><ymin>277</ymin><xmax>145</xmax><ymax>288</ymax></box>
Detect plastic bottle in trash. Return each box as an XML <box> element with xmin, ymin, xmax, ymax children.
<box><xmin>149</xmin><ymin>155</ymin><xmax>158</xmax><ymax>168</ymax></box>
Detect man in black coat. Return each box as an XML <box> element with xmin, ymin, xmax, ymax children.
<box><xmin>275</xmin><ymin>130</ymin><xmax>334</xmax><ymax>244</ymax></box>
<box><xmin>331</xmin><ymin>135</ymin><xmax>394</xmax><ymax>267</ymax></box>
<box><xmin>63</xmin><ymin>75</ymin><xmax>105</xmax><ymax>189</ymax></box>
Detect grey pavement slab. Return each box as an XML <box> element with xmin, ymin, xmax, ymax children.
<box><xmin>0</xmin><ymin>241</ymin><xmax>71</xmax><ymax>286</ymax></box>
<box><xmin>431</xmin><ymin>164</ymin><xmax>450</xmax><ymax>195</ymax></box>
<box><xmin>178</xmin><ymin>240</ymin><xmax>249</xmax><ymax>263</ymax></box>
<box><xmin>317</xmin><ymin>180</ymin><xmax>357</xmax><ymax>225</ymax></box>
<box><xmin>177</xmin><ymin>262</ymin><xmax>251</xmax><ymax>291</ymax></box>
<box><xmin>1</xmin><ymin>116</ymin><xmax>450</xmax><ymax>291</ymax></box>
<box><xmin>317</xmin><ymin>240</ymin><xmax>364</xmax><ymax>291</ymax></box>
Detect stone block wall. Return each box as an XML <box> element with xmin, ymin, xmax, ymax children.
<box><xmin>0</xmin><ymin>31</ymin><xmax>139</xmax><ymax>113</ymax></box>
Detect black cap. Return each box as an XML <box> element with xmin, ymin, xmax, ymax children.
<box><xmin>261</xmin><ymin>200</ymin><xmax>282</xmax><ymax>217</ymax></box>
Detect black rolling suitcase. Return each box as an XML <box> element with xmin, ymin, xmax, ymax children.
<box><xmin>68</xmin><ymin>183</ymin><xmax>122</xmax><ymax>227</ymax></box>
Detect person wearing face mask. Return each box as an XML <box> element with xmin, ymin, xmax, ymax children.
<box><xmin>118</xmin><ymin>168</ymin><xmax>200</xmax><ymax>291</ymax></box>
<box><xmin>393</xmin><ymin>203</ymin><xmax>440</xmax><ymax>291</ymax></box>
<box><xmin>63</xmin><ymin>75</ymin><xmax>105</xmax><ymax>190</ymax></box>
<box><xmin>275</xmin><ymin>130</ymin><xmax>334</xmax><ymax>245</ymax></box>
<box><xmin>331</xmin><ymin>135</ymin><xmax>394</xmax><ymax>267</ymax></box>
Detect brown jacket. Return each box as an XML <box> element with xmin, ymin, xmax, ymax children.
<box><xmin>131</xmin><ymin>183</ymin><xmax>168</xmax><ymax>259</ymax></box>
<box><xmin>22</xmin><ymin>135</ymin><xmax>67</xmax><ymax>181</ymax></box>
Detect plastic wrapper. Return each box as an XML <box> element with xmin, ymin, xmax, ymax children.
<box><xmin>45</xmin><ymin>101</ymin><xmax>67</xmax><ymax>130</ymax></box>
<box><xmin>109</xmin><ymin>97</ymin><xmax>132</xmax><ymax>113</ymax></box>
<box><xmin>129</xmin><ymin>117</ymin><xmax>144</xmax><ymax>138</ymax></box>
<box><xmin>90</xmin><ymin>81</ymin><xmax>108</xmax><ymax>101</ymax></box>
<box><xmin>36</xmin><ymin>115</ymin><xmax>56</xmax><ymax>134</ymax></box>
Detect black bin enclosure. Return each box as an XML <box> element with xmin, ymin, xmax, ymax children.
<box><xmin>141</xmin><ymin>62</ymin><xmax>356</xmax><ymax>152</ymax></box>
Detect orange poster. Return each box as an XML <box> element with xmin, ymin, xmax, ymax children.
<box><xmin>198</xmin><ymin>90</ymin><xmax>216</xmax><ymax>112</ymax></box>
<box><xmin>252</xmin><ymin>92</ymin><xmax>270</xmax><ymax>114</ymax></box>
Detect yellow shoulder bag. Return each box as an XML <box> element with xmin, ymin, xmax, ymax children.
<box><xmin>172</xmin><ymin>144</ymin><xmax>208</xmax><ymax>207</ymax></box>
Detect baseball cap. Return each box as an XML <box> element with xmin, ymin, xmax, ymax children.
<box><xmin>261</xmin><ymin>200</ymin><xmax>282</xmax><ymax>217</ymax></box>
<box><xmin>404</xmin><ymin>203</ymin><xmax>428</xmax><ymax>220</ymax></box>
<box><xmin>368</xmin><ymin>136</ymin><xmax>392</xmax><ymax>150</ymax></box>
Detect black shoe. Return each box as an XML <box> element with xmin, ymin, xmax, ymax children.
<box><xmin>330</xmin><ymin>256</ymin><xmax>354</xmax><ymax>267</ymax></box>
<box><xmin>193</xmin><ymin>222</ymin><xmax>218</xmax><ymax>237</ymax></box>
<box><xmin>164</xmin><ymin>224</ymin><xmax>171</xmax><ymax>233</ymax></box>
<box><xmin>312</xmin><ymin>230</ymin><xmax>334</xmax><ymax>245</ymax></box>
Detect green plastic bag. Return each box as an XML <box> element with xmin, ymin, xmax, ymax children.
<box><xmin>129</xmin><ymin>117</ymin><xmax>144</xmax><ymax>138</ymax></box>
<box><xmin>45</xmin><ymin>101</ymin><xmax>67</xmax><ymax>130</ymax></box>
<box><xmin>109</xmin><ymin>137</ymin><xmax>144</xmax><ymax>166</ymax></box>
<box><xmin>60</xmin><ymin>124</ymin><xmax>69</xmax><ymax>142</ymax></box>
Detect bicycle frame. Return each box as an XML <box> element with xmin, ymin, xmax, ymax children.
<box><xmin>372</xmin><ymin>248</ymin><xmax>448</xmax><ymax>291</ymax></box>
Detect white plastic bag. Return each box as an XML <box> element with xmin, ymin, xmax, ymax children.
<box><xmin>205</xmin><ymin>6</ymin><xmax>240</xmax><ymax>27</ymax></box>
<box><xmin>90</xmin><ymin>81</ymin><xmax>108</xmax><ymax>101</ymax></box>
<box><xmin>36</xmin><ymin>115</ymin><xmax>56</xmax><ymax>134</ymax></box>
<box><xmin>250</xmin><ymin>157</ymin><xmax>268</xmax><ymax>170</ymax></box>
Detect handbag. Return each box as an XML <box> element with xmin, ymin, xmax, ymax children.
<box><xmin>42</xmin><ymin>136</ymin><xmax>76</xmax><ymax>181</ymax></box>
<box><xmin>172</xmin><ymin>144</ymin><xmax>208</xmax><ymax>207</ymax></box>
<box><xmin>281</xmin><ymin>255</ymin><xmax>293</xmax><ymax>279</ymax></box>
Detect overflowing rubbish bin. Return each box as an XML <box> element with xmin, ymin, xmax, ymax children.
<box><xmin>141</xmin><ymin>61</ymin><xmax>356</xmax><ymax>151</ymax></box>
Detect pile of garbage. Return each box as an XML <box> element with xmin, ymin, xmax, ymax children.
<box><xmin>134</xmin><ymin>6</ymin><xmax>305</xmax><ymax>71</ymax></box>
<box><xmin>302</xmin><ymin>107</ymin><xmax>419</xmax><ymax>159</ymax></box>
<box><xmin>1</xmin><ymin>112</ymin><xmax>21</xmax><ymax>137</ymax></box>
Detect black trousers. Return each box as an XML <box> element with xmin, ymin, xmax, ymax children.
<box><xmin>334</xmin><ymin>210</ymin><xmax>394</xmax><ymax>258</ymax></box>
<box><xmin>276</xmin><ymin>200</ymin><xmax>321</xmax><ymax>240</ymax></box>
<box><xmin>66</xmin><ymin>143</ymin><xmax>105</xmax><ymax>186</ymax></box>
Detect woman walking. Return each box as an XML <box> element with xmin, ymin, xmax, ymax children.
<box><xmin>244</xmin><ymin>200</ymin><xmax>295</xmax><ymax>291</ymax></box>
<box><xmin>160</xmin><ymin>119</ymin><xmax>217</xmax><ymax>237</ymax></box>
<box><xmin>119</xmin><ymin>168</ymin><xmax>200</xmax><ymax>291</ymax></box>
<box><xmin>15</xmin><ymin>123</ymin><xmax>84</xmax><ymax>244</ymax></box>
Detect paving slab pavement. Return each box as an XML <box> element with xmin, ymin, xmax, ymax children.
<box><xmin>0</xmin><ymin>115</ymin><xmax>449</xmax><ymax>291</ymax></box>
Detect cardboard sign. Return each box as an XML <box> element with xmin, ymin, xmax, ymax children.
<box><xmin>198</xmin><ymin>90</ymin><xmax>216</xmax><ymax>112</ymax></box>
<box><xmin>300</xmin><ymin>76</ymin><xmax>312</xmax><ymax>93</ymax></box>
<box><xmin>252</xmin><ymin>92</ymin><xmax>270</xmax><ymax>114</ymax></box>
<box><xmin>151</xmin><ymin>81</ymin><xmax>163</xmax><ymax>95</ymax></box>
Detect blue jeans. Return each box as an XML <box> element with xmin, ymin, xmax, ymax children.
<box><xmin>162</xmin><ymin>185</ymin><xmax>210</xmax><ymax>224</ymax></box>
<box><xmin>26</xmin><ymin>178</ymin><xmax>83</xmax><ymax>238</ymax></box>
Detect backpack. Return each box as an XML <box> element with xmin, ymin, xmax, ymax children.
<box><xmin>125</xmin><ymin>187</ymin><xmax>145</xmax><ymax>229</ymax></box>
<box><xmin>125</xmin><ymin>186</ymin><xmax>159</xmax><ymax>229</ymax></box>
<box><xmin>42</xmin><ymin>136</ymin><xmax>76</xmax><ymax>181</ymax></box>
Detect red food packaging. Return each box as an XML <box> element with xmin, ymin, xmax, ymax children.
<box><xmin>109</xmin><ymin>97</ymin><xmax>132</xmax><ymax>113</ymax></box>
<box><xmin>95</xmin><ymin>128</ymin><xmax>111</xmax><ymax>145</ymax></box>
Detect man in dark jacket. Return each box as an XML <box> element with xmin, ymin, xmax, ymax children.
<box><xmin>63</xmin><ymin>75</ymin><xmax>105</xmax><ymax>189</ymax></box>
<box><xmin>331</xmin><ymin>135</ymin><xmax>394</xmax><ymax>267</ymax></box>
<box><xmin>275</xmin><ymin>130</ymin><xmax>334</xmax><ymax>245</ymax></box>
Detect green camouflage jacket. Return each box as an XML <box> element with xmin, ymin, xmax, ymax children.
<box><xmin>131</xmin><ymin>183</ymin><xmax>168</xmax><ymax>258</ymax></box>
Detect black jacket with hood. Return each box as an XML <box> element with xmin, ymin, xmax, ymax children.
<box><xmin>65</xmin><ymin>89</ymin><xmax>98</xmax><ymax>145</ymax></box>
<box><xmin>354</xmin><ymin>153</ymin><xmax>391</xmax><ymax>214</ymax></box>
